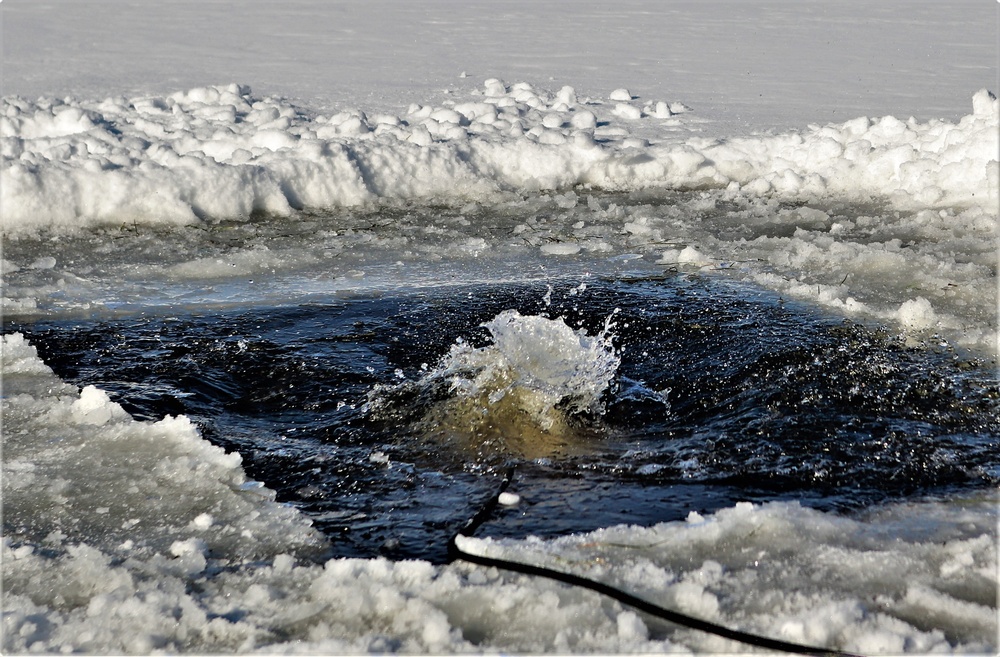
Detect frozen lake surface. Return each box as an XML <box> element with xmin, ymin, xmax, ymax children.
<box><xmin>2</xmin><ymin>1</ymin><xmax>997</xmax><ymax>654</ymax></box>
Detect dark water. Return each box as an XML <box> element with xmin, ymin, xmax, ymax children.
<box><xmin>7</xmin><ymin>274</ymin><xmax>999</xmax><ymax>563</ymax></box>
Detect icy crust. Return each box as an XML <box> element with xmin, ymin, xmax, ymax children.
<box><xmin>2</xmin><ymin>81</ymin><xmax>996</xmax><ymax>233</ymax></box>
<box><xmin>0</xmin><ymin>333</ymin><xmax>324</xmax><ymax>581</ymax></box>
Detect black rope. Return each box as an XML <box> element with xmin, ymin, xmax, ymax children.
<box><xmin>447</xmin><ymin>466</ymin><xmax>863</xmax><ymax>657</ymax></box>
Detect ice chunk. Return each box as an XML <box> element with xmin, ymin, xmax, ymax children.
<box><xmin>971</xmin><ymin>88</ymin><xmax>997</xmax><ymax>118</ymax></box>
<box><xmin>483</xmin><ymin>78</ymin><xmax>507</xmax><ymax>97</ymax></box>
<box><xmin>570</xmin><ymin>109</ymin><xmax>597</xmax><ymax>130</ymax></box>
<box><xmin>613</xmin><ymin>103</ymin><xmax>642</xmax><ymax>120</ymax></box>
<box><xmin>28</xmin><ymin>256</ymin><xmax>56</xmax><ymax>270</ymax></box>
<box><xmin>70</xmin><ymin>385</ymin><xmax>128</xmax><ymax>426</ymax></box>
<box><xmin>498</xmin><ymin>492</ymin><xmax>521</xmax><ymax>506</ymax></box>
<box><xmin>540</xmin><ymin>241</ymin><xmax>582</xmax><ymax>255</ymax></box>
<box><xmin>896</xmin><ymin>297</ymin><xmax>938</xmax><ymax>333</ymax></box>
<box><xmin>1</xmin><ymin>333</ymin><xmax>55</xmax><ymax>375</ymax></box>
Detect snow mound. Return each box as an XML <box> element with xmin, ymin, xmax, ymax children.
<box><xmin>1</xmin><ymin>333</ymin><xmax>324</xmax><ymax>564</ymax></box>
<box><xmin>2</xmin><ymin>82</ymin><xmax>995</xmax><ymax>234</ymax></box>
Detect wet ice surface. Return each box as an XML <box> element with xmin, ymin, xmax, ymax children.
<box><xmin>4</xmin><ymin>187</ymin><xmax>997</xmax><ymax>354</ymax></box>
<box><xmin>10</xmin><ymin>276</ymin><xmax>998</xmax><ymax>566</ymax></box>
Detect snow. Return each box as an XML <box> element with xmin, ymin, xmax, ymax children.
<box><xmin>1</xmin><ymin>334</ymin><xmax>324</xmax><ymax>566</ymax></box>
<box><xmin>3</xmin><ymin>2</ymin><xmax>993</xmax><ymax>131</ymax></box>
<box><xmin>2</xmin><ymin>0</ymin><xmax>998</xmax><ymax>653</ymax></box>
<box><xmin>3</xmin><ymin>82</ymin><xmax>995</xmax><ymax>233</ymax></box>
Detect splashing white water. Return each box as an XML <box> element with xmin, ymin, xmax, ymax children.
<box><xmin>368</xmin><ymin>310</ymin><xmax>621</xmax><ymax>459</ymax></box>
<box><xmin>442</xmin><ymin>310</ymin><xmax>620</xmax><ymax>422</ymax></box>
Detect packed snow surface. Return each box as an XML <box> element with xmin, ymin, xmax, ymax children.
<box><xmin>4</xmin><ymin>1</ymin><xmax>993</xmax><ymax>131</ymax></box>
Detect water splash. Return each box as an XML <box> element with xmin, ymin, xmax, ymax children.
<box><xmin>446</xmin><ymin>310</ymin><xmax>620</xmax><ymax>419</ymax></box>
<box><xmin>369</xmin><ymin>309</ymin><xmax>621</xmax><ymax>460</ymax></box>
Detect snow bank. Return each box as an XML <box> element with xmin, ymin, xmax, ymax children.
<box><xmin>2</xmin><ymin>81</ymin><xmax>996</xmax><ymax>234</ymax></box>
<box><xmin>694</xmin><ymin>89</ymin><xmax>1000</xmax><ymax>210</ymax></box>
<box><xmin>1</xmin><ymin>333</ymin><xmax>324</xmax><ymax>567</ymax></box>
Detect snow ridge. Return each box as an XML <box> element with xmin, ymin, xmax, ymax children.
<box><xmin>2</xmin><ymin>81</ymin><xmax>996</xmax><ymax>234</ymax></box>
